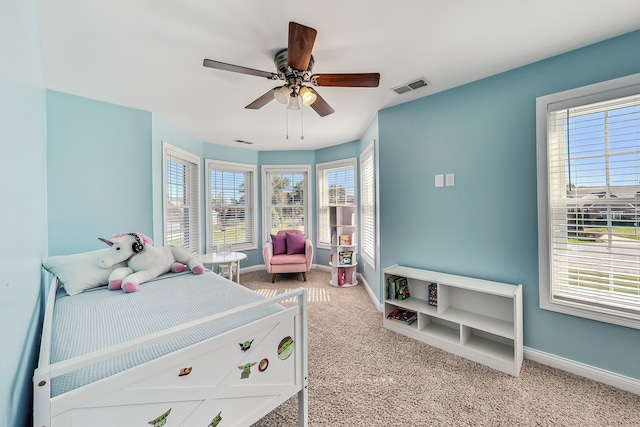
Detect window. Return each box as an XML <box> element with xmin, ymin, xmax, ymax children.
<box><xmin>316</xmin><ymin>158</ymin><xmax>356</xmax><ymax>249</ymax></box>
<box><xmin>537</xmin><ymin>73</ymin><xmax>640</xmax><ymax>329</ymax></box>
<box><xmin>163</xmin><ymin>142</ymin><xmax>200</xmax><ymax>255</ymax></box>
<box><xmin>262</xmin><ymin>165</ymin><xmax>310</xmax><ymax>243</ymax></box>
<box><xmin>206</xmin><ymin>159</ymin><xmax>257</xmax><ymax>252</ymax></box>
<box><xmin>360</xmin><ymin>142</ymin><xmax>376</xmax><ymax>267</ymax></box>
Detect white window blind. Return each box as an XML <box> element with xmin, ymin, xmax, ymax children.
<box><xmin>206</xmin><ymin>160</ymin><xmax>257</xmax><ymax>252</ymax></box>
<box><xmin>539</xmin><ymin>74</ymin><xmax>640</xmax><ymax>327</ymax></box>
<box><xmin>163</xmin><ymin>142</ymin><xmax>200</xmax><ymax>255</ymax></box>
<box><xmin>360</xmin><ymin>143</ymin><xmax>376</xmax><ymax>267</ymax></box>
<box><xmin>317</xmin><ymin>158</ymin><xmax>356</xmax><ymax>248</ymax></box>
<box><xmin>263</xmin><ymin>166</ymin><xmax>310</xmax><ymax>242</ymax></box>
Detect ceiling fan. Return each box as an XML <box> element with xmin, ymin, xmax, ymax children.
<box><xmin>203</xmin><ymin>22</ymin><xmax>380</xmax><ymax>117</ymax></box>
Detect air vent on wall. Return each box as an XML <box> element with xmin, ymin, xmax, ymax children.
<box><xmin>234</xmin><ymin>139</ymin><xmax>254</xmax><ymax>145</ymax></box>
<box><xmin>391</xmin><ymin>78</ymin><xmax>428</xmax><ymax>95</ymax></box>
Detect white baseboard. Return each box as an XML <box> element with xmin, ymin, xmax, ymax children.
<box><xmin>524</xmin><ymin>347</ymin><xmax>640</xmax><ymax>395</ymax></box>
<box><xmin>357</xmin><ymin>273</ymin><xmax>384</xmax><ymax>312</ymax></box>
<box><xmin>240</xmin><ymin>263</ymin><xmax>329</xmax><ymax>274</ymax></box>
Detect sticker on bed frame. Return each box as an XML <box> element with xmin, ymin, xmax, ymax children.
<box><xmin>258</xmin><ymin>358</ymin><xmax>269</xmax><ymax>372</ymax></box>
<box><xmin>239</xmin><ymin>339</ymin><xmax>254</xmax><ymax>352</ymax></box>
<box><xmin>148</xmin><ymin>408</ymin><xmax>171</xmax><ymax>426</ymax></box>
<box><xmin>179</xmin><ymin>367</ymin><xmax>192</xmax><ymax>376</ymax></box>
<box><xmin>238</xmin><ymin>362</ymin><xmax>257</xmax><ymax>379</ymax></box>
<box><xmin>277</xmin><ymin>336</ymin><xmax>294</xmax><ymax>360</ymax></box>
<box><xmin>208</xmin><ymin>411</ymin><xmax>222</xmax><ymax>427</ymax></box>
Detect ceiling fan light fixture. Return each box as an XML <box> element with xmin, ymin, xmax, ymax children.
<box><xmin>299</xmin><ymin>86</ymin><xmax>317</xmax><ymax>106</ymax></box>
<box><xmin>287</xmin><ymin>93</ymin><xmax>300</xmax><ymax>110</ymax></box>
<box><xmin>274</xmin><ymin>85</ymin><xmax>290</xmax><ymax>104</ymax></box>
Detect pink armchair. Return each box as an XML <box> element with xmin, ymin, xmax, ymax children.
<box><xmin>263</xmin><ymin>230</ymin><xmax>313</xmax><ymax>283</ymax></box>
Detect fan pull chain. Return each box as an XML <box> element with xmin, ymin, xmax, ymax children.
<box><xmin>300</xmin><ymin>105</ymin><xmax>304</xmax><ymax>140</ymax></box>
<box><xmin>285</xmin><ymin>107</ymin><xmax>289</xmax><ymax>139</ymax></box>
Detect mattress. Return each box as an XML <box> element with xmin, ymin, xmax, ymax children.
<box><xmin>50</xmin><ymin>270</ymin><xmax>282</xmax><ymax>396</ymax></box>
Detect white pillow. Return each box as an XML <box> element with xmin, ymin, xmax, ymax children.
<box><xmin>42</xmin><ymin>249</ymin><xmax>127</xmax><ymax>296</ymax></box>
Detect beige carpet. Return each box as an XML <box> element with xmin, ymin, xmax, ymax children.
<box><xmin>241</xmin><ymin>269</ymin><xmax>640</xmax><ymax>427</ymax></box>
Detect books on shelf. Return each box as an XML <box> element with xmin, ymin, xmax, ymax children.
<box><xmin>386</xmin><ymin>308</ymin><xmax>417</xmax><ymax>325</ymax></box>
<box><xmin>339</xmin><ymin>234</ymin><xmax>351</xmax><ymax>245</ymax></box>
<box><xmin>337</xmin><ymin>267</ymin><xmax>348</xmax><ymax>287</ymax></box>
<box><xmin>338</xmin><ymin>251</ymin><xmax>353</xmax><ymax>265</ymax></box>
<box><xmin>428</xmin><ymin>283</ymin><xmax>438</xmax><ymax>307</ymax></box>
<box><xmin>386</xmin><ymin>275</ymin><xmax>410</xmax><ymax>300</ymax></box>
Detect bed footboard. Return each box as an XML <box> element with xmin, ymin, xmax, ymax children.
<box><xmin>34</xmin><ymin>280</ymin><xmax>308</xmax><ymax>427</ymax></box>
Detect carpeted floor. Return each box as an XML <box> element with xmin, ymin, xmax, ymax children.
<box><xmin>242</xmin><ymin>269</ymin><xmax>640</xmax><ymax>427</ymax></box>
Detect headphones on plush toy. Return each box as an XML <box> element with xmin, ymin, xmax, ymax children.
<box><xmin>130</xmin><ymin>233</ymin><xmax>145</xmax><ymax>254</ymax></box>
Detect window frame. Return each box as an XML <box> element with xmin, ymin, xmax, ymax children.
<box><xmin>536</xmin><ymin>72</ymin><xmax>640</xmax><ymax>329</ymax></box>
<box><xmin>262</xmin><ymin>164</ymin><xmax>311</xmax><ymax>246</ymax></box>
<box><xmin>205</xmin><ymin>159</ymin><xmax>257</xmax><ymax>253</ymax></box>
<box><xmin>360</xmin><ymin>141</ymin><xmax>376</xmax><ymax>268</ymax></box>
<box><xmin>316</xmin><ymin>157</ymin><xmax>357</xmax><ymax>250</ymax></box>
<box><xmin>162</xmin><ymin>141</ymin><xmax>201</xmax><ymax>255</ymax></box>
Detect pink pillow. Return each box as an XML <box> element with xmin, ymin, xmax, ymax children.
<box><xmin>286</xmin><ymin>233</ymin><xmax>306</xmax><ymax>255</ymax></box>
<box><xmin>271</xmin><ymin>234</ymin><xmax>287</xmax><ymax>255</ymax></box>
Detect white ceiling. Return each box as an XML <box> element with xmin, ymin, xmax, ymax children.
<box><xmin>37</xmin><ymin>1</ymin><xmax>640</xmax><ymax>151</ymax></box>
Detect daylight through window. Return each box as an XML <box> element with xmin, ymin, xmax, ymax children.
<box><xmin>538</xmin><ymin>74</ymin><xmax>640</xmax><ymax>328</ymax></box>
<box><xmin>317</xmin><ymin>158</ymin><xmax>356</xmax><ymax>248</ymax></box>
<box><xmin>163</xmin><ymin>143</ymin><xmax>200</xmax><ymax>255</ymax></box>
<box><xmin>263</xmin><ymin>166</ymin><xmax>310</xmax><ymax>242</ymax></box>
<box><xmin>206</xmin><ymin>160</ymin><xmax>256</xmax><ymax>251</ymax></box>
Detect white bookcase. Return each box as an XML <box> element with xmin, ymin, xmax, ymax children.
<box><xmin>329</xmin><ymin>205</ymin><xmax>358</xmax><ymax>287</ymax></box>
<box><xmin>383</xmin><ymin>265</ymin><xmax>523</xmax><ymax>376</ymax></box>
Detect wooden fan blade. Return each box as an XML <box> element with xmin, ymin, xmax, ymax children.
<box><xmin>311</xmin><ymin>73</ymin><xmax>380</xmax><ymax>87</ymax></box>
<box><xmin>245</xmin><ymin>88</ymin><xmax>278</xmax><ymax>109</ymax></box>
<box><xmin>308</xmin><ymin>88</ymin><xmax>335</xmax><ymax>117</ymax></box>
<box><xmin>288</xmin><ymin>22</ymin><xmax>317</xmax><ymax>71</ymax></box>
<box><xmin>203</xmin><ymin>59</ymin><xmax>278</xmax><ymax>80</ymax></box>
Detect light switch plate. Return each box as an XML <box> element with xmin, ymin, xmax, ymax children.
<box><xmin>446</xmin><ymin>173</ymin><xmax>455</xmax><ymax>187</ymax></box>
<box><xmin>435</xmin><ymin>174</ymin><xmax>444</xmax><ymax>187</ymax></box>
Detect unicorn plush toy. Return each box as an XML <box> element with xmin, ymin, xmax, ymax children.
<box><xmin>98</xmin><ymin>232</ymin><xmax>205</xmax><ymax>293</ymax></box>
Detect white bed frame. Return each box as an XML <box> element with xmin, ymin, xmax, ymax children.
<box><xmin>33</xmin><ymin>276</ymin><xmax>308</xmax><ymax>427</ymax></box>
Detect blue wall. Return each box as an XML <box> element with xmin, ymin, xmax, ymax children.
<box><xmin>0</xmin><ymin>0</ymin><xmax>48</xmax><ymax>426</ymax></box>
<box><xmin>47</xmin><ymin>91</ymin><xmax>153</xmax><ymax>254</ymax></box>
<box><xmin>379</xmin><ymin>30</ymin><xmax>640</xmax><ymax>379</ymax></box>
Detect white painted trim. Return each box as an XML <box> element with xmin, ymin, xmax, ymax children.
<box><xmin>524</xmin><ymin>347</ymin><xmax>640</xmax><ymax>395</ymax></box>
<box><xmin>357</xmin><ymin>272</ymin><xmax>384</xmax><ymax>312</ymax></box>
<box><xmin>239</xmin><ymin>263</ymin><xmax>325</xmax><ymax>275</ymax></box>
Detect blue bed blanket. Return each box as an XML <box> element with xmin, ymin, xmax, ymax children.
<box><xmin>50</xmin><ymin>270</ymin><xmax>281</xmax><ymax>396</ymax></box>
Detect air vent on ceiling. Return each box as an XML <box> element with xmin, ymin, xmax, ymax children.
<box><xmin>391</xmin><ymin>78</ymin><xmax>428</xmax><ymax>95</ymax></box>
<box><xmin>234</xmin><ymin>139</ymin><xmax>254</xmax><ymax>145</ymax></box>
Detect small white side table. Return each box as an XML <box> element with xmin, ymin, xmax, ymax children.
<box><xmin>198</xmin><ymin>252</ymin><xmax>248</xmax><ymax>284</ymax></box>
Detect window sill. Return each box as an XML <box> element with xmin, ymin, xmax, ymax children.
<box><xmin>540</xmin><ymin>296</ymin><xmax>640</xmax><ymax>330</ymax></box>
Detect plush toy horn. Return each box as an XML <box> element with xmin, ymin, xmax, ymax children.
<box><xmin>98</xmin><ymin>237</ymin><xmax>114</xmax><ymax>247</ymax></box>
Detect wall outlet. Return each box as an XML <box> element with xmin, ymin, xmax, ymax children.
<box><xmin>446</xmin><ymin>173</ymin><xmax>455</xmax><ymax>187</ymax></box>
